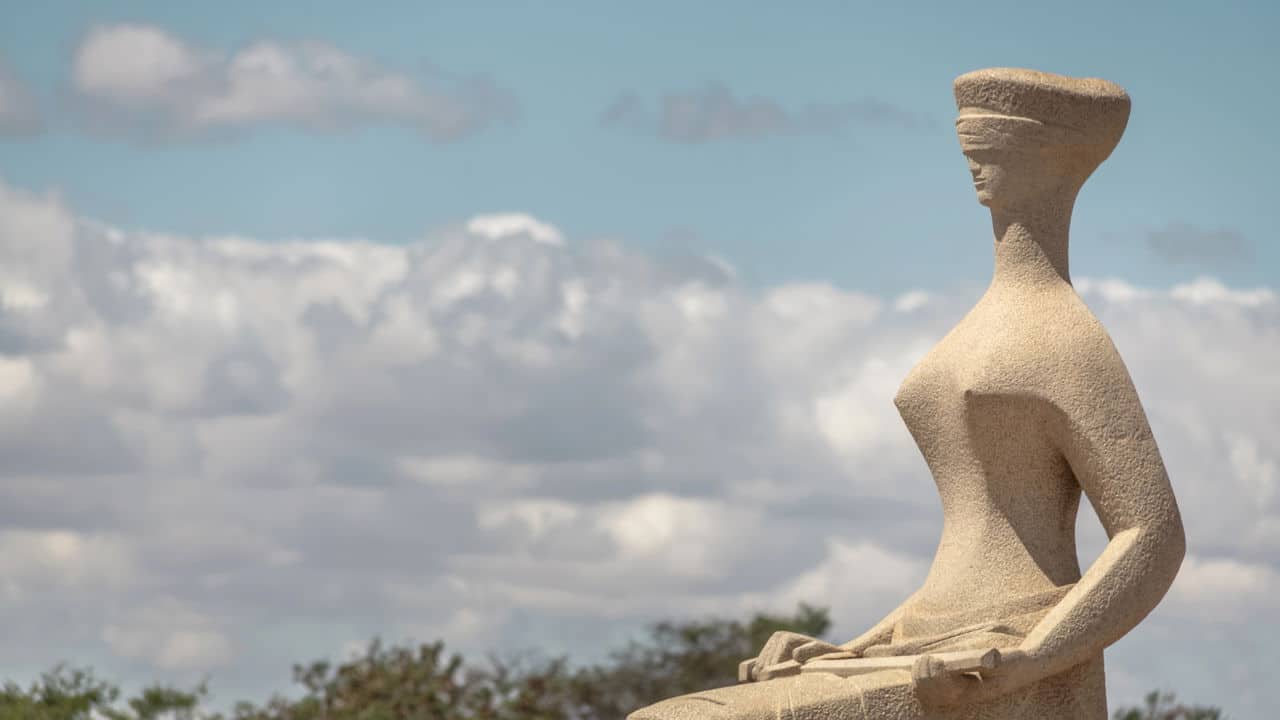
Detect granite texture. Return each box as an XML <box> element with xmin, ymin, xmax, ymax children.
<box><xmin>627</xmin><ymin>67</ymin><xmax>1185</xmax><ymax>720</ymax></box>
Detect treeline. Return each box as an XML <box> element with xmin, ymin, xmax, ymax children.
<box><xmin>0</xmin><ymin>605</ymin><xmax>1222</xmax><ymax>719</ymax></box>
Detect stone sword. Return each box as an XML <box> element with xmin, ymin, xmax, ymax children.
<box><xmin>741</xmin><ymin>648</ymin><xmax>1001</xmax><ymax>683</ymax></box>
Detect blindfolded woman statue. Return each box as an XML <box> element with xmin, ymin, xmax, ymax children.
<box><xmin>629</xmin><ymin>67</ymin><xmax>1185</xmax><ymax>720</ymax></box>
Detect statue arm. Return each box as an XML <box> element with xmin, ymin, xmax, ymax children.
<box><xmin>1001</xmin><ymin>341</ymin><xmax>1186</xmax><ymax>692</ymax></box>
<box><xmin>920</xmin><ymin>339</ymin><xmax>1186</xmax><ymax>706</ymax></box>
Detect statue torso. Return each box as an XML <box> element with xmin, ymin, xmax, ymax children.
<box><xmin>891</xmin><ymin>284</ymin><xmax>1098</xmax><ymax>640</ymax></box>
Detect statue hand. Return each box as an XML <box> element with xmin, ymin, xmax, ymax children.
<box><xmin>911</xmin><ymin>648</ymin><xmax>1030</xmax><ymax>707</ymax></box>
<box><xmin>740</xmin><ymin>632</ymin><xmax>845</xmax><ymax>682</ymax></box>
<box><xmin>835</xmin><ymin>636</ymin><xmax>876</xmax><ymax>658</ymax></box>
<box><xmin>794</xmin><ymin>638</ymin><xmax>850</xmax><ymax>663</ymax></box>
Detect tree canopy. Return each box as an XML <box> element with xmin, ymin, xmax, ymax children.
<box><xmin>0</xmin><ymin>605</ymin><xmax>1221</xmax><ymax>719</ymax></box>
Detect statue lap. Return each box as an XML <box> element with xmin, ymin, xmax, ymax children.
<box><xmin>627</xmin><ymin>656</ymin><xmax>1104</xmax><ymax>720</ymax></box>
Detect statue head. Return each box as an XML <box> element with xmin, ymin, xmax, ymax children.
<box><xmin>953</xmin><ymin>68</ymin><xmax>1130</xmax><ymax>211</ymax></box>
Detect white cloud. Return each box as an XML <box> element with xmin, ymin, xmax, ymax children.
<box><xmin>1166</xmin><ymin>555</ymin><xmax>1280</xmax><ymax>619</ymax></box>
<box><xmin>71</xmin><ymin>23</ymin><xmax>517</xmax><ymax>140</ymax></box>
<box><xmin>1076</xmin><ymin>275</ymin><xmax>1278</xmax><ymax>308</ymax></box>
<box><xmin>466</xmin><ymin>213</ymin><xmax>565</xmax><ymax>247</ymax></box>
<box><xmin>102</xmin><ymin>597</ymin><xmax>233</xmax><ymax>672</ymax></box>
<box><xmin>398</xmin><ymin>454</ymin><xmax>537</xmax><ymax>489</ymax></box>
<box><xmin>0</xmin><ymin>530</ymin><xmax>134</xmax><ymax>604</ymax></box>
<box><xmin>1073</xmin><ymin>276</ymin><xmax>1151</xmax><ymax>303</ymax></box>
<box><xmin>0</xmin><ymin>173</ymin><xmax>1275</xmax><ymax>716</ymax></box>
<box><xmin>813</xmin><ymin>354</ymin><xmax>917</xmax><ymax>466</ymax></box>
<box><xmin>1170</xmin><ymin>276</ymin><xmax>1276</xmax><ymax>307</ymax></box>
<box><xmin>597</xmin><ymin>493</ymin><xmax>759</xmax><ymax>579</ymax></box>
<box><xmin>892</xmin><ymin>290</ymin><xmax>929</xmax><ymax>313</ymax></box>
<box><xmin>769</xmin><ymin>540</ymin><xmax>927</xmax><ymax>633</ymax></box>
<box><xmin>74</xmin><ymin>24</ymin><xmax>206</xmax><ymax>100</ymax></box>
<box><xmin>0</xmin><ymin>356</ymin><xmax>40</xmax><ymax>414</ymax></box>
<box><xmin>477</xmin><ymin>498</ymin><xmax>581</xmax><ymax>539</ymax></box>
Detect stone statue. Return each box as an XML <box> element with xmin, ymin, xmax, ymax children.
<box><xmin>628</xmin><ymin>68</ymin><xmax>1186</xmax><ymax>720</ymax></box>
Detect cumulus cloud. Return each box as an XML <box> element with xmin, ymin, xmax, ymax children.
<box><xmin>0</xmin><ymin>529</ymin><xmax>134</xmax><ymax>602</ymax></box>
<box><xmin>102</xmin><ymin>597</ymin><xmax>234</xmax><ymax>672</ymax></box>
<box><xmin>70</xmin><ymin>23</ymin><xmax>517</xmax><ymax>141</ymax></box>
<box><xmin>0</xmin><ymin>175</ymin><xmax>1275</xmax><ymax>716</ymax></box>
<box><xmin>0</xmin><ymin>55</ymin><xmax>41</xmax><ymax>136</ymax></box>
<box><xmin>601</xmin><ymin>83</ymin><xmax>929</xmax><ymax>142</ymax></box>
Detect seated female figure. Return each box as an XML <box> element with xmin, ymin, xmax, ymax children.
<box><xmin>628</xmin><ymin>67</ymin><xmax>1185</xmax><ymax>720</ymax></box>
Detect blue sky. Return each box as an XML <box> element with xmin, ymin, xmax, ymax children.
<box><xmin>1</xmin><ymin>0</ymin><xmax>1276</xmax><ymax>294</ymax></box>
<box><xmin>1</xmin><ymin>2</ymin><xmax>1278</xmax><ymax>718</ymax></box>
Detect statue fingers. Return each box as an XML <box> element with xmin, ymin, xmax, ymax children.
<box><xmin>755</xmin><ymin>659</ymin><xmax>802</xmax><ymax>681</ymax></box>
<box><xmin>906</xmin><ymin>650</ymin><xmax>983</xmax><ymax>707</ymax></box>
<box><xmin>793</xmin><ymin>640</ymin><xmax>842</xmax><ymax>663</ymax></box>
<box><xmin>755</xmin><ymin>635</ymin><xmax>783</xmax><ymax>666</ymax></box>
<box><xmin>912</xmin><ymin>654</ymin><xmax>969</xmax><ymax>707</ymax></box>
<box><xmin>758</xmin><ymin>631</ymin><xmax>810</xmax><ymax>666</ymax></box>
<box><xmin>911</xmin><ymin>654</ymin><xmax>946</xmax><ymax>683</ymax></box>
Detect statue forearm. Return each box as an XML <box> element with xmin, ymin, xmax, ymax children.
<box><xmin>1017</xmin><ymin>514</ymin><xmax>1185</xmax><ymax>680</ymax></box>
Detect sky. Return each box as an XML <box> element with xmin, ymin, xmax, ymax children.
<box><xmin>0</xmin><ymin>1</ymin><xmax>1277</xmax><ymax>717</ymax></box>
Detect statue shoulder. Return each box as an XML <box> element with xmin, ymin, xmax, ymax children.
<box><xmin>1044</xmin><ymin>291</ymin><xmax>1130</xmax><ymax>380</ymax></box>
<box><xmin>1031</xmin><ymin>291</ymin><xmax>1151</xmax><ymax>433</ymax></box>
<box><xmin>979</xmin><ymin>289</ymin><xmax>1135</xmax><ymax>405</ymax></box>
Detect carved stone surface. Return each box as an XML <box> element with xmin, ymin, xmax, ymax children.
<box><xmin>627</xmin><ymin>68</ymin><xmax>1186</xmax><ymax>720</ymax></box>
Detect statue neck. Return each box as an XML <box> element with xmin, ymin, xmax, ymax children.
<box><xmin>988</xmin><ymin>194</ymin><xmax>1075</xmax><ymax>292</ymax></box>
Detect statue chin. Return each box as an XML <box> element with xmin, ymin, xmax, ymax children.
<box><xmin>628</xmin><ymin>67</ymin><xmax>1182</xmax><ymax>720</ymax></box>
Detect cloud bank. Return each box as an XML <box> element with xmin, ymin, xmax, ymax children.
<box><xmin>0</xmin><ymin>176</ymin><xmax>1274</xmax><ymax>716</ymax></box>
<box><xmin>70</xmin><ymin>24</ymin><xmax>517</xmax><ymax>141</ymax></box>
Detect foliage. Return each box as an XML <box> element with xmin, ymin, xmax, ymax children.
<box><xmin>1112</xmin><ymin>690</ymin><xmax>1225</xmax><ymax>720</ymax></box>
<box><xmin>220</xmin><ymin>638</ymin><xmax>563</xmax><ymax>719</ymax></box>
<box><xmin>221</xmin><ymin>603</ymin><xmax>829</xmax><ymax>720</ymax></box>
<box><xmin>0</xmin><ymin>607</ymin><xmax>1223</xmax><ymax>719</ymax></box>
<box><xmin>565</xmin><ymin>602</ymin><xmax>830</xmax><ymax>718</ymax></box>
<box><xmin>0</xmin><ymin>663</ymin><xmax>210</xmax><ymax>719</ymax></box>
